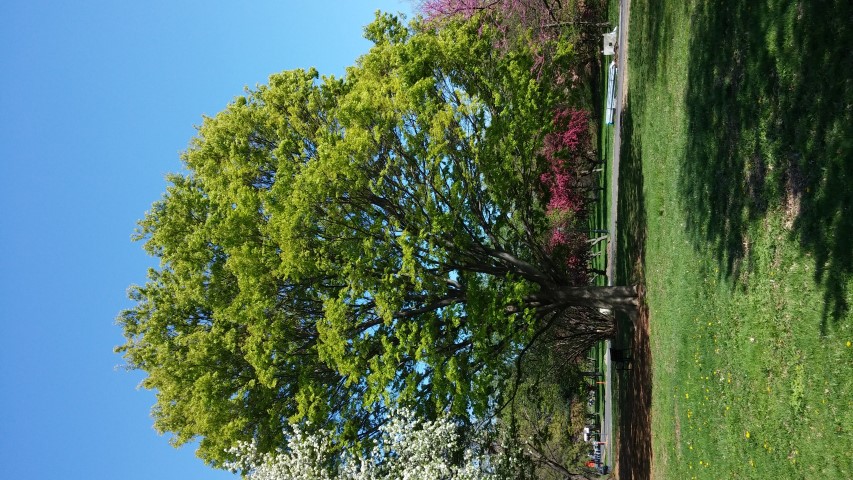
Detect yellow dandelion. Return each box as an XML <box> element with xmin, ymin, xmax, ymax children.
<box><xmin>847</xmin><ymin>341</ymin><xmax>851</xmax><ymax>348</ymax></box>
<box><xmin>745</xmin><ymin>431</ymin><xmax>751</xmax><ymax>439</ymax></box>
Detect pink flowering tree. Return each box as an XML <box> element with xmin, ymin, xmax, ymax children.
<box><xmin>419</xmin><ymin>1</ymin><xmax>609</xmax><ymax>284</ymax></box>
<box><xmin>539</xmin><ymin>108</ymin><xmax>603</xmax><ymax>282</ymax></box>
<box><xmin>419</xmin><ymin>0</ymin><xmax>608</xmax><ymax>72</ymax></box>
<box><xmin>420</xmin><ymin>0</ymin><xmax>605</xmax><ymax>31</ymax></box>
<box><xmin>421</xmin><ymin>0</ymin><xmax>560</xmax><ymax>78</ymax></box>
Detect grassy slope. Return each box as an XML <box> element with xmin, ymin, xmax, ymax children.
<box><xmin>624</xmin><ymin>0</ymin><xmax>853</xmax><ymax>478</ymax></box>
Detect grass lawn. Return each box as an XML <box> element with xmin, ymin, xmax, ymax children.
<box><xmin>621</xmin><ymin>0</ymin><xmax>853</xmax><ymax>477</ymax></box>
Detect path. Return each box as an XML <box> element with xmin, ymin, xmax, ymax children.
<box><xmin>603</xmin><ymin>0</ymin><xmax>630</xmax><ymax>473</ymax></box>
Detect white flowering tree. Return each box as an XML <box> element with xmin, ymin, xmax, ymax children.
<box><xmin>224</xmin><ymin>409</ymin><xmax>527</xmax><ymax>480</ymax></box>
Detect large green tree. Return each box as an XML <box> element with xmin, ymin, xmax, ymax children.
<box><xmin>118</xmin><ymin>13</ymin><xmax>635</xmax><ymax>467</ymax></box>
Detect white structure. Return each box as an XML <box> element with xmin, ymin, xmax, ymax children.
<box><xmin>605</xmin><ymin>61</ymin><xmax>617</xmax><ymax>125</ymax></box>
<box><xmin>602</xmin><ymin>28</ymin><xmax>617</xmax><ymax>56</ymax></box>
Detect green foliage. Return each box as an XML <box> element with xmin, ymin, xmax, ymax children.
<box><xmin>117</xmin><ymin>68</ymin><xmax>352</xmax><ymax>464</ymax></box>
<box><xmin>500</xmin><ymin>340</ymin><xmax>595</xmax><ymax>479</ymax></box>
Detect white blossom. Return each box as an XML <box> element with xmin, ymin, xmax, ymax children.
<box><xmin>225</xmin><ymin>409</ymin><xmax>517</xmax><ymax>480</ymax></box>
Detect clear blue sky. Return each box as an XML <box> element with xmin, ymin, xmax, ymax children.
<box><xmin>0</xmin><ymin>1</ymin><xmax>411</xmax><ymax>478</ymax></box>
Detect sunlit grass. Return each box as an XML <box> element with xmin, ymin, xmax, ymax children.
<box><xmin>624</xmin><ymin>0</ymin><xmax>853</xmax><ymax>477</ymax></box>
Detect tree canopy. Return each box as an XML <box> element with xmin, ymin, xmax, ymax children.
<box><xmin>117</xmin><ymin>13</ymin><xmax>634</xmax><ymax>467</ymax></box>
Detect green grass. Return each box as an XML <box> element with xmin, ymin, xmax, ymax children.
<box><xmin>622</xmin><ymin>0</ymin><xmax>853</xmax><ymax>477</ymax></box>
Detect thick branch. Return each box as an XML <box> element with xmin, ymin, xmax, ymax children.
<box><xmin>394</xmin><ymin>295</ymin><xmax>463</xmax><ymax>319</ymax></box>
<box><xmin>525</xmin><ymin>444</ymin><xmax>597</xmax><ymax>480</ymax></box>
<box><xmin>528</xmin><ymin>285</ymin><xmax>638</xmax><ymax>311</ymax></box>
<box><xmin>485</xmin><ymin>248</ymin><xmax>556</xmax><ymax>288</ymax></box>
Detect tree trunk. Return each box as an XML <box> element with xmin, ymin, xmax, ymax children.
<box><xmin>533</xmin><ymin>285</ymin><xmax>638</xmax><ymax>311</ymax></box>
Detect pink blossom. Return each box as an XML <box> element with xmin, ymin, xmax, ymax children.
<box><xmin>539</xmin><ymin>108</ymin><xmax>596</xmax><ymax>279</ymax></box>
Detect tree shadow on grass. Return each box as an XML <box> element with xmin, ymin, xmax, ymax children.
<box><xmin>626</xmin><ymin>0</ymin><xmax>688</xmax><ymax>85</ymax></box>
<box><xmin>613</xmin><ymin>103</ymin><xmax>652</xmax><ymax>480</ymax></box>
<box><xmin>680</xmin><ymin>0</ymin><xmax>853</xmax><ymax>328</ymax></box>
<box><xmin>614</xmin><ymin>304</ymin><xmax>651</xmax><ymax>480</ymax></box>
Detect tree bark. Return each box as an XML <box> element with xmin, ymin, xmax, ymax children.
<box><xmin>529</xmin><ymin>285</ymin><xmax>638</xmax><ymax>311</ymax></box>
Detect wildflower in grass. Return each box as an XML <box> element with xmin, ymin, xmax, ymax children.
<box><xmin>745</xmin><ymin>431</ymin><xmax>750</xmax><ymax>439</ymax></box>
<box><xmin>847</xmin><ymin>341</ymin><xmax>851</xmax><ymax>347</ymax></box>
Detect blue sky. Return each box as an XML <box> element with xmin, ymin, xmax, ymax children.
<box><xmin>0</xmin><ymin>1</ymin><xmax>411</xmax><ymax>478</ymax></box>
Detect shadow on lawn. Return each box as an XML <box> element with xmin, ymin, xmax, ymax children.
<box><xmin>614</xmin><ymin>103</ymin><xmax>652</xmax><ymax>480</ymax></box>
<box><xmin>626</xmin><ymin>0</ymin><xmax>687</xmax><ymax>84</ymax></box>
<box><xmin>680</xmin><ymin>0</ymin><xmax>853</xmax><ymax>326</ymax></box>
